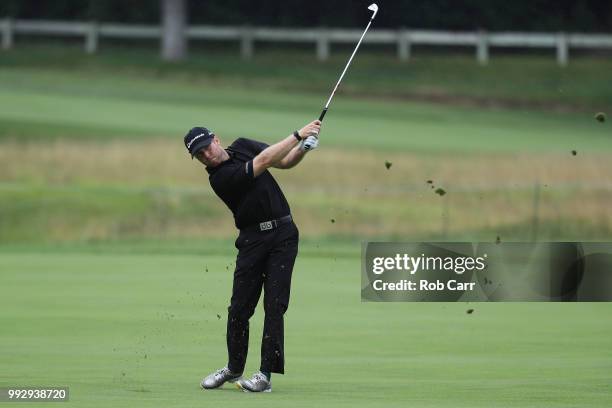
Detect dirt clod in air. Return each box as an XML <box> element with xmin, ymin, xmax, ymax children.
<box><xmin>384</xmin><ymin>161</ymin><xmax>392</xmax><ymax>169</ymax></box>
<box><xmin>435</xmin><ymin>188</ymin><xmax>446</xmax><ymax>196</ymax></box>
<box><xmin>496</xmin><ymin>236</ymin><xmax>501</xmax><ymax>244</ymax></box>
<box><xmin>330</xmin><ymin>218</ymin><xmax>335</xmax><ymax>223</ymax></box>
<box><xmin>466</xmin><ymin>309</ymin><xmax>474</xmax><ymax>314</ymax></box>
<box><xmin>427</xmin><ymin>180</ymin><xmax>433</xmax><ymax>184</ymax></box>
<box><xmin>571</xmin><ymin>150</ymin><xmax>577</xmax><ymax>156</ymax></box>
<box><xmin>216</xmin><ymin>314</ymin><xmax>221</xmax><ymax>319</ymax></box>
<box><xmin>595</xmin><ymin>112</ymin><xmax>606</xmax><ymax>123</ymax></box>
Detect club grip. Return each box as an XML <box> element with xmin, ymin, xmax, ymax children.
<box><xmin>319</xmin><ymin>108</ymin><xmax>328</xmax><ymax>122</ymax></box>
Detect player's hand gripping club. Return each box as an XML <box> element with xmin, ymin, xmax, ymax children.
<box><xmin>297</xmin><ymin>120</ymin><xmax>321</xmax><ymax>152</ymax></box>
<box><xmin>300</xmin><ymin>136</ymin><xmax>319</xmax><ymax>152</ymax></box>
<box><xmin>298</xmin><ymin>120</ymin><xmax>321</xmax><ymax>139</ymax></box>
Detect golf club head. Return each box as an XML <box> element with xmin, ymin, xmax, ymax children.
<box><xmin>368</xmin><ymin>3</ymin><xmax>379</xmax><ymax>20</ymax></box>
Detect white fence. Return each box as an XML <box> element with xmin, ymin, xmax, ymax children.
<box><xmin>2</xmin><ymin>18</ymin><xmax>612</xmax><ymax>66</ymax></box>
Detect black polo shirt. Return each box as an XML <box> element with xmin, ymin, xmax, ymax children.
<box><xmin>206</xmin><ymin>138</ymin><xmax>291</xmax><ymax>230</ymax></box>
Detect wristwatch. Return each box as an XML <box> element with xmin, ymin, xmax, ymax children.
<box><xmin>293</xmin><ymin>130</ymin><xmax>302</xmax><ymax>141</ymax></box>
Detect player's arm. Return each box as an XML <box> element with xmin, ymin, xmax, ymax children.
<box><xmin>273</xmin><ymin>143</ymin><xmax>305</xmax><ymax>169</ymax></box>
<box><xmin>253</xmin><ymin>120</ymin><xmax>320</xmax><ymax>176</ymax></box>
<box><xmin>274</xmin><ymin>135</ymin><xmax>319</xmax><ymax>169</ymax></box>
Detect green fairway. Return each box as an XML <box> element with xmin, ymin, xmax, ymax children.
<box><xmin>0</xmin><ymin>67</ymin><xmax>610</xmax><ymax>154</ymax></box>
<box><xmin>1</xmin><ymin>243</ymin><xmax>611</xmax><ymax>407</ymax></box>
<box><xmin>2</xmin><ymin>44</ymin><xmax>612</xmax><ymax>109</ymax></box>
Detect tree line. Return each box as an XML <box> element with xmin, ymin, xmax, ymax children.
<box><xmin>1</xmin><ymin>0</ymin><xmax>612</xmax><ymax>32</ymax></box>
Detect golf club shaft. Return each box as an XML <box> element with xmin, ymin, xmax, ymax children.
<box><xmin>319</xmin><ymin>17</ymin><xmax>375</xmax><ymax>122</ymax></box>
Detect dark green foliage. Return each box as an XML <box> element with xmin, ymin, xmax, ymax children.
<box><xmin>0</xmin><ymin>0</ymin><xmax>611</xmax><ymax>32</ymax></box>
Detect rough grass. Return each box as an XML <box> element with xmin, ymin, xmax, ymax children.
<box><xmin>1</xmin><ymin>139</ymin><xmax>611</xmax><ymax>242</ymax></box>
<box><xmin>1</xmin><ymin>47</ymin><xmax>611</xmax><ymax>243</ymax></box>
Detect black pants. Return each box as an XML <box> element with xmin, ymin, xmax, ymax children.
<box><xmin>226</xmin><ymin>221</ymin><xmax>299</xmax><ymax>375</ymax></box>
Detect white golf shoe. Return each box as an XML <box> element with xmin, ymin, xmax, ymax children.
<box><xmin>236</xmin><ymin>371</ymin><xmax>272</xmax><ymax>393</ymax></box>
<box><xmin>200</xmin><ymin>366</ymin><xmax>242</xmax><ymax>389</ymax></box>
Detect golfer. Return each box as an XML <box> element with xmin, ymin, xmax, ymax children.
<box><xmin>184</xmin><ymin>120</ymin><xmax>321</xmax><ymax>392</ymax></box>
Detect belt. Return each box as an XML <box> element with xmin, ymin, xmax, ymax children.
<box><xmin>241</xmin><ymin>215</ymin><xmax>293</xmax><ymax>233</ymax></box>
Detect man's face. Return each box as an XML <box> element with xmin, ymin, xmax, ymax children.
<box><xmin>194</xmin><ymin>135</ymin><xmax>225</xmax><ymax>167</ymax></box>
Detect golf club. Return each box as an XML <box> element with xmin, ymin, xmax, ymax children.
<box><xmin>318</xmin><ymin>3</ymin><xmax>379</xmax><ymax>122</ymax></box>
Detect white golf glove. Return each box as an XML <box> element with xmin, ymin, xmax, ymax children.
<box><xmin>300</xmin><ymin>135</ymin><xmax>319</xmax><ymax>152</ymax></box>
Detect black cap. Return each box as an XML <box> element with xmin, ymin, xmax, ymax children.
<box><xmin>184</xmin><ymin>127</ymin><xmax>214</xmax><ymax>158</ymax></box>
